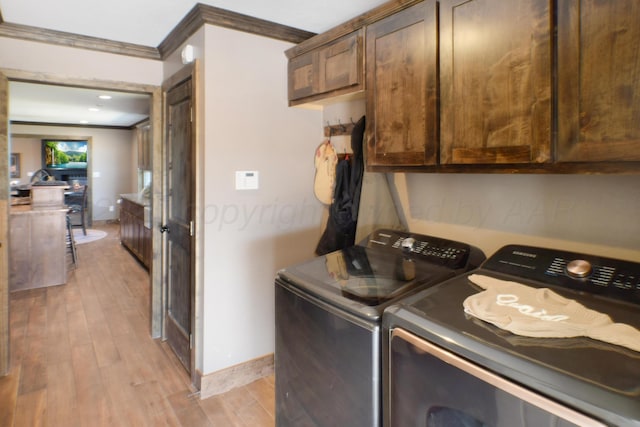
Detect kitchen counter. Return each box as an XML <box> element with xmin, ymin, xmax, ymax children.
<box><xmin>120</xmin><ymin>192</ymin><xmax>151</xmax><ymax>207</ymax></box>
<box><xmin>10</xmin><ymin>204</ymin><xmax>69</xmax><ymax>291</ymax></box>
<box><xmin>121</xmin><ymin>193</ymin><xmax>151</xmax><ymax>229</ymax></box>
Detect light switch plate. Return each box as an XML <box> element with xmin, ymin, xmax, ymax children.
<box><xmin>235</xmin><ymin>171</ymin><xmax>259</xmax><ymax>190</ymax></box>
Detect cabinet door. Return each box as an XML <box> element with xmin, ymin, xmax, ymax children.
<box><xmin>439</xmin><ymin>0</ymin><xmax>552</xmax><ymax>165</ymax></box>
<box><xmin>9</xmin><ymin>214</ymin><xmax>30</xmax><ymax>290</ymax></box>
<box><xmin>557</xmin><ymin>0</ymin><xmax>640</xmax><ymax>162</ymax></box>
<box><xmin>288</xmin><ymin>30</ymin><xmax>364</xmax><ymax>104</ymax></box>
<box><xmin>137</xmin><ymin>122</ymin><xmax>151</xmax><ymax>170</ymax></box>
<box><xmin>288</xmin><ymin>51</ymin><xmax>316</xmax><ymax>101</ymax></box>
<box><xmin>120</xmin><ymin>199</ymin><xmax>132</xmax><ymax>250</ymax></box>
<box><xmin>366</xmin><ymin>1</ymin><xmax>438</xmax><ymax>168</ymax></box>
<box><xmin>318</xmin><ymin>31</ymin><xmax>362</xmax><ymax>94</ymax></box>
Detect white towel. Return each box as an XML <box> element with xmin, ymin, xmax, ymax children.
<box><xmin>463</xmin><ymin>274</ymin><xmax>640</xmax><ymax>353</ymax></box>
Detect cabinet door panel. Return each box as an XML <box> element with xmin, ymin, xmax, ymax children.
<box><xmin>366</xmin><ymin>1</ymin><xmax>438</xmax><ymax>167</ymax></box>
<box><xmin>288</xmin><ymin>52</ymin><xmax>316</xmax><ymax>101</ymax></box>
<box><xmin>557</xmin><ymin>0</ymin><xmax>640</xmax><ymax>162</ymax></box>
<box><xmin>288</xmin><ymin>31</ymin><xmax>363</xmax><ymax>104</ymax></box>
<box><xmin>440</xmin><ymin>0</ymin><xmax>552</xmax><ymax>165</ymax></box>
<box><xmin>319</xmin><ymin>32</ymin><xmax>362</xmax><ymax>93</ymax></box>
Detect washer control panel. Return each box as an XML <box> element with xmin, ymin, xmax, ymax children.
<box><xmin>365</xmin><ymin>229</ymin><xmax>484</xmax><ymax>271</ymax></box>
<box><xmin>483</xmin><ymin>244</ymin><xmax>640</xmax><ymax>305</ymax></box>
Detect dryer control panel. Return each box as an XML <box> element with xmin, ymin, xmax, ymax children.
<box><xmin>483</xmin><ymin>245</ymin><xmax>640</xmax><ymax>305</ymax></box>
<box><xmin>364</xmin><ymin>229</ymin><xmax>484</xmax><ymax>272</ymax></box>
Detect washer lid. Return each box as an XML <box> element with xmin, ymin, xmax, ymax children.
<box><xmin>278</xmin><ymin>244</ymin><xmax>456</xmax><ymax>320</ymax></box>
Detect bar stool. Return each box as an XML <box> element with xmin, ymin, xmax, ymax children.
<box><xmin>66</xmin><ymin>214</ymin><xmax>78</xmax><ymax>266</ymax></box>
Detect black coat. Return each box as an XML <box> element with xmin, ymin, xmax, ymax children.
<box><xmin>315</xmin><ymin>116</ymin><xmax>366</xmax><ymax>255</ymax></box>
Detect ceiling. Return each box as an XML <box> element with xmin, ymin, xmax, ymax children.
<box><xmin>10</xmin><ymin>82</ymin><xmax>151</xmax><ymax>127</ymax></box>
<box><xmin>2</xmin><ymin>0</ymin><xmax>388</xmax><ymax>127</ymax></box>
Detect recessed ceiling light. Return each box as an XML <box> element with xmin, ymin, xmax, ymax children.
<box><xmin>98</xmin><ymin>95</ymin><xmax>112</xmax><ymax>100</ymax></box>
<box><xmin>88</xmin><ymin>107</ymin><xmax>100</xmax><ymax>112</ymax></box>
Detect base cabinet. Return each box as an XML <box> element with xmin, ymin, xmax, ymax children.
<box><xmin>10</xmin><ymin>207</ymin><xmax>67</xmax><ymax>291</ymax></box>
<box><xmin>120</xmin><ymin>197</ymin><xmax>151</xmax><ymax>269</ymax></box>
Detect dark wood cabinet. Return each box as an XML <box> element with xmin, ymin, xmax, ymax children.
<box><xmin>286</xmin><ymin>0</ymin><xmax>639</xmax><ymax>173</ymax></box>
<box><xmin>439</xmin><ymin>0</ymin><xmax>552</xmax><ymax>165</ymax></box>
<box><xmin>120</xmin><ymin>197</ymin><xmax>150</xmax><ymax>269</ymax></box>
<box><xmin>288</xmin><ymin>30</ymin><xmax>363</xmax><ymax>105</ymax></box>
<box><xmin>365</xmin><ymin>1</ymin><xmax>438</xmax><ymax>168</ymax></box>
<box><xmin>557</xmin><ymin>0</ymin><xmax>640</xmax><ymax>163</ymax></box>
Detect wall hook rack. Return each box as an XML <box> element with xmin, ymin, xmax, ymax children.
<box><xmin>324</xmin><ymin>120</ymin><xmax>355</xmax><ymax>137</ymax></box>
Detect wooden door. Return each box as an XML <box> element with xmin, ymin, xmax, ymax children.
<box><xmin>439</xmin><ymin>0</ymin><xmax>552</xmax><ymax>165</ymax></box>
<box><xmin>164</xmin><ymin>77</ymin><xmax>194</xmax><ymax>373</ymax></box>
<box><xmin>0</xmin><ymin>71</ymin><xmax>9</xmax><ymax>375</ymax></box>
<box><xmin>557</xmin><ymin>0</ymin><xmax>640</xmax><ymax>162</ymax></box>
<box><xmin>366</xmin><ymin>1</ymin><xmax>438</xmax><ymax>168</ymax></box>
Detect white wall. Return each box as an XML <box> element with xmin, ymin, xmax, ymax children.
<box><xmin>323</xmin><ymin>101</ymin><xmax>640</xmax><ymax>263</ymax></box>
<box><xmin>10</xmin><ymin>124</ymin><xmax>136</xmax><ymax>221</ymax></box>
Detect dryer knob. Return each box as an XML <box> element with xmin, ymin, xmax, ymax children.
<box><xmin>566</xmin><ymin>259</ymin><xmax>592</xmax><ymax>278</ymax></box>
<box><xmin>401</xmin><ymin>237</ymin><xmax>416</xmax><ymax>252</ymax></box>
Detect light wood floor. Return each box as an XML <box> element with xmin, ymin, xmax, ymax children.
<box><xmin>0</xmin><ymin>222</ymin><xmax>275</xmax><ymax>427</ymax></box>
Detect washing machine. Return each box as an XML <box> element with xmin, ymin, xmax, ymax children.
<box><xmin>275</xmin><ymin>229</ymin><xmax>485</xmax><ymax>426</ymax></box>
<box><xmin>383</xmin><ymin>244</ymin><xmax>640</xmax><ymax>426</ymax></box>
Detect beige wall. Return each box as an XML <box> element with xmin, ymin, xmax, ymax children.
<box><xmin>163</xmin><ymin>26</ymin><xmax>324</xmax><ymax>376</ymax></box>
<box><xmin>8</xmin><ymin>136</ymin><xmax>41</xmax><ymax>186</ymax></box>
<box><xmin>322</xmin><ymin>101</ymin><xmax>640</xmax><ymax>263</ymax></box>
<box><xmin>0</xmin><ymin>38</ymin><xmax>162</xmax><ymax>85</ymax></box>
<box><xmin>392</xmin><ymin>173</ymin><xmax>640</xmax><ymax>263</ymax></box>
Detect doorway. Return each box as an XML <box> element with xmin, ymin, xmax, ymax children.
<box><xmin>0</xmin><ymin>69</ymin><xmax>164</xmax><ymax>376</ymax></box>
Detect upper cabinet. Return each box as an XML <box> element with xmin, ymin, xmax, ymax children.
<box><xmin>287</xmin><ymin>30</ymin><xmax>364</xmax><ymax>105</ymax></box>
<box><xmin>137</xmin><ymin>121</ymin><xmax>151</xmax><ymax>171</ymax></box>
<box><xmin>366</xmin><ymin>1</ymin><xmax>438</xmax><ymax>168</ymax></box>
<box><xmin>286</xmin><ymin>0</ymin><xmax>640</xmax><ymax>173</ymax></box>
<box><xmin>439</xmin><ymin>0</ymin><xmax>552</xmax><ymax>165</ymax></box>
<box><xmin>556</xmin><ymin>0</ymin><xmax>640</xmax><ymax>163</ymax></box>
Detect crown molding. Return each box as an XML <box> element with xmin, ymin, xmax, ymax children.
<box><xmin>158</xmin><ymin>4</ymin><xmax>315</xmax><ymax>58</ymax></box>
<box><xmin>0</xmin><ymin>22</ymin><xmax>161</xmax><ymax>59</ymax></box>
<box><xmin>0</xmin><ymin>3</ymin><xmax>315</xmax><ymax>61</ymax></box>
<box><xmin>284</xmin><ymin>0</ymin><xmax>422</xmax><ymax>58</ymax></box>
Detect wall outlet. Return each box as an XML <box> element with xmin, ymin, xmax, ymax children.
<box><xmin>109</xmin><ymin>205</ymin><xmax>114</xmax><ymax>212</ymax></box>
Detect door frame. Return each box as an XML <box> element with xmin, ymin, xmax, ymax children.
<box><xmin>161</xmin><ymin>62</ymin><xmax>201</xmax><ymax>388</ymax></box>
<box><xmin>0</xmin><ymin>69</ymin><xmax>164</xmax><ymax>376</ymax></box>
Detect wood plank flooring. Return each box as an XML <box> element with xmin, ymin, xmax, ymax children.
<box><xmin>0</xmin><ymin>223</ymin><xmax>275</xmax><ymax>427</ymax></box>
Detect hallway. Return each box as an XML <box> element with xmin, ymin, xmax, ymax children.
<box><xmin>0</xmin><ymin>223</ymin><xmax>275</xmax><ymax>427</ymax></box>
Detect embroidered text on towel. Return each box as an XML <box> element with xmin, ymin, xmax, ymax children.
<box><xmin>496</xmin><ymin>294</ymin><xmax>569</xmax><ymax>322</ymax></box>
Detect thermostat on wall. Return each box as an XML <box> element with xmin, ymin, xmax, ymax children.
<box><xmin>235</xmin><ymin>171</ymin><xmax>259</xmax><ymax>190</ymax></box>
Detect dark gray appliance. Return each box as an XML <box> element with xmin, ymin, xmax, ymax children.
<box><xmin>275</xmin><ymin>229</ymin><xmax>485</xmax><ymax>427</ymax></box>
<box><xmin>383</xmin><ymin>244</ymin><xmax>640</xmax><ymax>427</ymax></box>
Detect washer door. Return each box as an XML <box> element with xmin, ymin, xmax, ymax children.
<box><xmin>388</xmin><ymin>328</ymin><xmax>606</xmax><ymax>427</ymax></box>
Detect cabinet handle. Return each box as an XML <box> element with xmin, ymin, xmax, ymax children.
<box><xmin>160</xmin><ymin>225</ymin><xmax>170</xmax><ymax>233</ymax></box>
